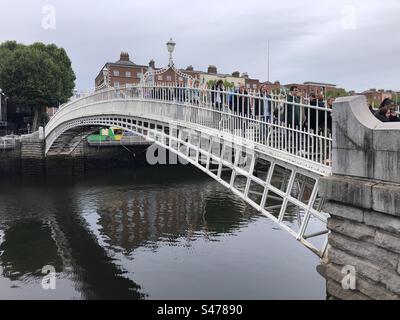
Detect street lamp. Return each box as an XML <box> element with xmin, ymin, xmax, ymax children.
<box><xmin>0</xmin><ymin>88</ymin><xmax>4</xmax><ymax>122</ymax></box>
<box><xmin>166</xmin><ymin>38</ymin><xmax>176</xmax><ymax>67</ymax></box>
<box><xmin>102</xmin><ymin>66</ymin><xmax>109</xmax><ymax>87</ymax></box>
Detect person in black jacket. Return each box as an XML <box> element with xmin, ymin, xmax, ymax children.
<box><xmin>211</xmin><ymin>80</ymin><xmax>224</xmax><ymax>110</ymax></box>
<box><xmin>229</xmin><ymin>84</ymin><xmax>250</xmax><ymax>116</ymax></box>
<box><xmin>374</xmin><ymin>98</ymin><xmax>399</xmax><ymax>122</ymax></box>
<box><xmin>229</xmin><ymin>84</ymin><xmax>251</xmax><ymax>137</ymax></box>
<box><xmin>283</xmin><ymin>86</ymin><xmax>301</xmax><ymax>128</ymax></box>
<box><xmin>254</xmin><ymin>84</ymin><xmax>271</xmax><ymax>122</ymax></box>
<box><xmin>324</xmin><ymin>97</ymin><xmax>335</xmax><ymax>133</ymax></box>
<box><xmin>307</xmin><ymin>93</ymin><xmax>326</xmax><ymax>133</ymax></box>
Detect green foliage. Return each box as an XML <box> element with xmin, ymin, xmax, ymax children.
<box><xmin>392</xmin><ymin>92</ymin><xmax>400</xmax><ymax>106</ymax></box>
<box><xmin>206</xmin><ymin>79</ymin><xmax>234</xmax><ymax>90</ymax></box>
<box><xmin>367</xmin><ymin>98</ymin><xmax>381</xmax><ymax>108</ymax></box>
<box><xmin>326</xmin><ymin>88</ymin><xmax>348</xmax><ymax>98</ymax></box>
<box><xmin>0</xmin><ymin>41</ymin><xmax>76</xmax><ymax>128</ymax></box>
<box><xmin>206</xmin><ymin>80</ymin><xmax>215</xmax><ymax>88</ymax></box>
<box><xmin>223</xmin><ymin>80</ymin><xmax>234</xmax><ymax>90</ymax></box>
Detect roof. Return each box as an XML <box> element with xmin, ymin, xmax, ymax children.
<box><xmin>303</xmin><ymin>81</ymin><xmax>337</xmax><ymax>87</ymax></box>
<box><xmin>106</xmin><ymin>61</ymin><xmax>148</xmax><ymax>68</ymax></box>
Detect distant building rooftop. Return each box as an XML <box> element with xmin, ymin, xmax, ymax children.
<box><xmin>303</xmin><ymin>81</ymin><xmax>337</xmax><ymax>87</ymax></box>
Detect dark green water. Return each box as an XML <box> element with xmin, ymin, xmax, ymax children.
<box><xmin>0</xmin><ymin>165</ymin><xmax>325</xmax><ymax>299</ymax></box>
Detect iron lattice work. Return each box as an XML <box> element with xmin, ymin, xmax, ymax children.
<box><xmin>45</xmin><ymin>84</ymin><xmax>333</xmax><ymax>256</ymax></box>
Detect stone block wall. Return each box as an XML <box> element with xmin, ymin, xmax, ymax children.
<box><xmin>20</xmin><ymin>137</ymin><xmax>45</xmax><ymax>176</ymax></box>
<box><xmin>321</xmin><ymin>95</ymin><xmax>400</xmax><ymax>300</ymax></box>
<box><xmin>321</xmin><ymin>175</ymin><xmax>400</xmax><ymax>300</ymax></box>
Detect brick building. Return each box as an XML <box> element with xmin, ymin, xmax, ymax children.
<box><xmin>95</xmin><ymin>52</ymin><xmax>148</xmax><ymax>88</ymax></box>
<box><xmin>283</xmin><ymin>81</ymin><xmax>345</xmax><ymax>97</ymax></box>
<box><xmin>197</xmin><ymin>66</ymin><xmax>260</xmax><ymax>90</ymax></box>
<box><xmin>360</xmin><ymin>88</ymin><xmax>393</xmax><ymax>105</ymax></box>
<box><xmin>261</xmin><ymin>81</ymin><xmax>281</xmax><ymax>93</ymax></box>
<box><xmin>95</xmin><ymin>53</ymin><xmax>261</xmax><ymax>90</ymax></box>
<box><xmin>95</xmin><ymin>52</ymin><xmax>202</xmax><ymax>88</ymax></box>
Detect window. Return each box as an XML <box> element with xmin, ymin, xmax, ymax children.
<box><xmin>252</xmin><ymin>84</ymin><xmax>257</xmax><ymax>89</ymax></box>
<box><xmin>126</xmin><ymin>71</ymin><xmax>131</xmax><ymax>77</ymax></box>
<box><xmin>113</xmin><ymin>70</ymin><xmax>120</xmax><ymax>77</ymax></box>
<box><xmin>137</xmin><ymin>72</ymin><xmax>142</xmax><ymax>78</ymax></box>
<box><xmin>114</xmin><ymin>81</ymin><xmax>120</xmax><ymax>88</ymax></box>
<box><xmin>246</xmin><ymin>84</ymin><xmax>250</xmax><ymax>89</ymax></box>
<box><xmin>166</xmin><ymin>76</ymin><xmax>172</xmax><ymax>81</ymax></box>
<box><xmin>158</xmin><ymin>75</ymin><xmax>163</xmax><ymax>81</ymax></box>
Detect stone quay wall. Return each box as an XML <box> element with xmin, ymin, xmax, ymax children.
<box><xmin>321</xmin><ymin>95</ymin><xmax>400</xmax><ymax>300</ymax></box>
<box><xmin>0</xmin><ymin>134</ymin><xmax>152</xmax><ymax>177</ymax></box>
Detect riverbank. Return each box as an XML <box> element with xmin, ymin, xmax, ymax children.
<box><xmin>0</xmin><ymin>138</ymin><xmax>153</xmax><ymax>177</ymax></box>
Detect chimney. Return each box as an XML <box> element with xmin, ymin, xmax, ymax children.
<box><xmin>207</xmin><ymin>65</ymin><xmax>217</xmax><ymax>74</ymax></box>
<box><xmin>232</xmin><ymin>71</ymin><xmax>240</xmax><ymax>77</ymax></box>
<box><xmin>149</xmin><ymin>59</ymin><xmax>155</xmax><ymax>68</ymax></box>
<box><xmin>241</xmin><ymin>72</ymin><xmax>249</xmax><ymax>79</ymax></box>
<box><xmin>186</xmin><ymin>65</ymin><xmax>194</xmax><ymax>71</ymax></box>
<box><xmin>120</xmin><ymin>52</ymin><xmax>130</xmax><ymax>61</ymax></box>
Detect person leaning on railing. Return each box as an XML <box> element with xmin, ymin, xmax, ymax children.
<box><xmin>374</xmin><ymin>98</ymin><xmax>400</xmax><ymax>122</ymax></box>
<box><xmin>229</xmin><ymin>84</ymin><xmax>251</xmax><ymax>117</ymax></box>
<box><xmin>253</xmin><ymin>84</ymin><xmax>271</xmax><ymax>123</ymax></box>
<box><xmin>325</xmin><ymin>97</ymin><xmax>335</xmax><ymax>133</ymax></box>
<box><xmin>211</xmin><ymin>80</ymin><xmax>224</xmax><ymax>111</ymax></box>
<box><xmin>281</xmin><ymin>86</ymin><xmax>302</xmax><ymax>129</ymax></box>
<box><xmin>308</xmin><ymin>93</ymin><xmax>326</xmax><ymax>133</ymax></box>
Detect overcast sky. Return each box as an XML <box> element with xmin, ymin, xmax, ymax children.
<box><xmin>0</xmin><ymin>0</ymin><xmax>399</xmax><ymax>92</ymax></box>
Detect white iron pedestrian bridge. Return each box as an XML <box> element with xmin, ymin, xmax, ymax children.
<box><xmin>44</xmin><ymin>83</ymin><xmax>333</xmax><ymax>257</ymax></box>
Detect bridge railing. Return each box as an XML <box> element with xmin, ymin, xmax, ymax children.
<box><xmin>50</xmin><ymin>84</ymin><xmax>333</xmax><ymax>172</ymax></box>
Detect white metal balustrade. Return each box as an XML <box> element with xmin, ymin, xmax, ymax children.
<box><xmin>49</xmin><ymin>84</ymin><xmax>333</xmax><ymax>175</ymax></box>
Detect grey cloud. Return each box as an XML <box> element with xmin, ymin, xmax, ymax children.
<box><xmin>0</xmin><ymin>0</ymin><xmax>399</xmax><ymax>92</ymax></box>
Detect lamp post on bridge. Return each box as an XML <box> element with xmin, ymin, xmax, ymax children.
<box><xmin>102</xmin><ymin>66</ymin><xmax>110</xmax><ymax>88</ymax></box>
<box><xmin>141</xmin><ymin>38</ymin><xmax>197</xmax><ymax>88</ymax></box>
<box><xmin>166</xmin><ymin>38</ymin><xmax>176</xmax><ymax>68</ymax></box>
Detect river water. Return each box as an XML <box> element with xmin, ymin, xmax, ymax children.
<box><xmin>0</xmin><ymin>165</ymin><xmax>325</xmax><ymax>299</ymax></box>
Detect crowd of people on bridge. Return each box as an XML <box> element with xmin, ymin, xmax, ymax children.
<box><xmin>209</xmin><ymin>83</ymin><xmax>335</xmax><ymax>135</ymax></box>
<box><xmin>142</xmin><ymin>79</ymin><xmax>400</xmax><ymax>140</ymax></box>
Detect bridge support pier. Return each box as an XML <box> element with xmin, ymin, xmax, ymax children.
<box><xmin>321</xmin><ymin>95</ymin><xmax>400</xmax><ymax>300</ymax></box>
<box><xmin>320</xmin><ymin>175</ymin><xmax>400</xmax><ymax>300</ymax></box>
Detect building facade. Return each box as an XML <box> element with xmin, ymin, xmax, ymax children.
<box><xmin>95</xmin><ymin>54</ymin><xmax>261</xmax><ymax>91</ymax></box>
<box><xmin>261</xmin><ymin>81</ymin><xmax>282</xmax><ymax>93</ymax></box>
<box><xmin>95</xmin><ymin>52</ymin><xmax>148</xmax><ymax>89</ymax></box>
<box><xmin>283</xmin><ymin>81</ymin><xmax>345</xmax><ymax>97</ymax></box>
<box><xmin>360</xmin><ymin>88</ymin><xmax>393</xmax><ymax>106</ymax></box>
<box><xmin>95</xmin><ymin>52</ymin><xmax>202</xmax><ymax>88</ymax></box>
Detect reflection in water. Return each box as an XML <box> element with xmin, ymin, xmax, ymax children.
<box><xmin>0</xmin><ymin>165</ymin><xmax>325</xmax><ymax>299</ymax></box>
<box><xmin>96</xmin><ymin>182</ymin><xmax>252</xmax><ymax>254</ymax></box>
<box><xmin>0</xmin><ymin>220</ymin><xmax>63</xmax><ymax>281</ymax></box>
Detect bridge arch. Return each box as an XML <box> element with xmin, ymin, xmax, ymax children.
<box><xmin>44</xmin><ymin>87</ymin><xmax>332</xmax><ymax>256</ymax></box>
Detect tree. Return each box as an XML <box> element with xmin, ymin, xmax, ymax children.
<box><xmin>206</xmin><ymin>79</ymin><xmax>215</xmax><ymax>89</ymax></box>
<box><xmin>0</xmin><ymin>41</ymin><xmax>75</xmax><ymax>131</ymax></box>
<box><xmin>326</xmin><ymin>88</ymin><xmax>348</xmax><ymax>98</ymax></box>
<box><xmin>223</xmin><ymin>80</ymin><xmax>234</xmax><ymax>91</ymax></box>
